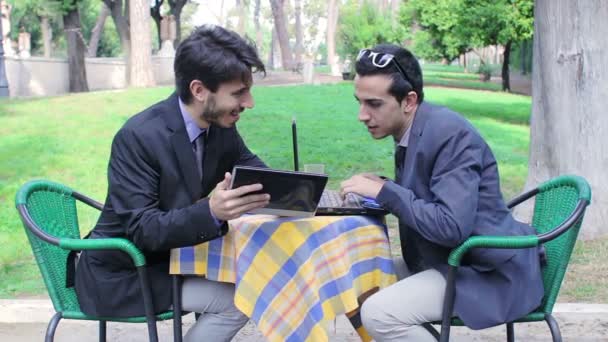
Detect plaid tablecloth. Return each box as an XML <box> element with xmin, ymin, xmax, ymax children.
<box><xmin>170</xmin><ymin>214</ymin><xmax>397</xmax><ymax>342</ymax></box>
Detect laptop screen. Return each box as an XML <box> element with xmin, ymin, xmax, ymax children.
<box><xmin>290</xmin><ymin>118</ymin><xmax>389</xmax><ymax>217</ymax></box>
<box><xmin>230</xmin><ymin>166</ymin><xmax>328</xmax><ymax>217</ymax></box>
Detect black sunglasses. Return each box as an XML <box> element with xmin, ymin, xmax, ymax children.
<box><xmin>356</xmin><ymin>49</ymin><xmax>413</xmax><ymax>87</ymax></box>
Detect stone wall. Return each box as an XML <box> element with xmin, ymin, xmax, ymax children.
<box><xmin>4</xmin><ymin>55</ymin><xmax>175</xmax><ymax>97</ymax></box>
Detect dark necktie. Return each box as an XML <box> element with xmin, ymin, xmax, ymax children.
<box><xmin>394</xmin><ymin>145</ymin><xmax>424</xmax><ymax>272</ymax></box>
<box><xmin>394</xmin><ymin>145</ymin><xmax>407</xmax><ymax>180</ymax></box>
<box><xmin>194</xmin><ymin>130</ymin><xmax>206</xmax><ymax>180</ymax></box>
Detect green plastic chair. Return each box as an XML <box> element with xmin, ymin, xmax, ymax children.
<box><xmin>434</xmin><ymin>175</ymin><xmax>591</xmax><ymax>342</ymax></box>
<box><xmin>15</xmin><ymin>180</ymin><xmax>183</xmax><ymax>342</ymax></box>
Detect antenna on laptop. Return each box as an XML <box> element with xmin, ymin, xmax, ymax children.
<box><xmin>292</xmin><ymin>117</ymin><xmax>299</xmax><ymax>171</ymax></box>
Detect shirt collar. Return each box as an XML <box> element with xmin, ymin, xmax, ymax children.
<box><xmin>396</xmin><ymin>124</ymin><xmax>411</xmax><ymax>147</ymax></box>
<box><xmin>178</xmin><ymin>97</ymin><xmax>206</xmax><ymax>144</ymax></box>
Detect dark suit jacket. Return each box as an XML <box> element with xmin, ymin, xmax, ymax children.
<box><xmin>375</xmin><ymin>101</ymin><xmax>544</xmax><ymax>329</ymax></box>
<box><xmin>75</xmin><ymin>93</ymin><xmax>266</xmax><ymax>317</ymax></box>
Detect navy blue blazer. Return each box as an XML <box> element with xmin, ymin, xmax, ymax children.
<box><xmin>376</xmin><ymin>101</ymin><xmax>544</xmax><ymax>329</ymax></box>
<box><xmin>75</xmin><ymin>93</ymin><xmax>266</xmax><ymax>317</ymax></box>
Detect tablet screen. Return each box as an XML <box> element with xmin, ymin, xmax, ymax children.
<box><xmin>230</xmin><ymin>166</ymin><xmax>328</xmax><ymax>216</ymax></box>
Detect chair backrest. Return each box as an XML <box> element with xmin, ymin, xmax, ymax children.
<box><xmin>15</xmin><ymin>180</ymin><xmax>83</xmax><ymax>314</ymax></box>
<box><xmin>530</xmin><ymin>175</ymin><xmax>591</xmax><ymax>313</ymax></box>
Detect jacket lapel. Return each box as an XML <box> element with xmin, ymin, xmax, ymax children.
<box><xmin>163</xmin><ymin>94</ymin><xmax>202</xmax><ymax>201</ymax></box>
<box><xmin>401</xmin><ymin>101</ymin><xmax>431</xmax><ymax>185</ymax></box>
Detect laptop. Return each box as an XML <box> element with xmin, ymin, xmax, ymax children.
<box><xmin>291</xmin><ymin>118</ymin><xmax>388</xmax><ymax>216</ymax></box>
<box><xmin>230</xmin><ymin>165</ymin><xmax>327</xmax><ymax>217</ymax></box>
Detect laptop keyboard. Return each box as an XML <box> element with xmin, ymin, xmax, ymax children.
<box><xmin>319</xmin><ymin>190</ymin><xmax>363</xmax><ymax>208</ymax></box>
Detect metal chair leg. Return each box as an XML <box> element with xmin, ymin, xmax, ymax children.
<box><xmin>137</xmin><ymin>266</ymin><xmax>159</xmax><ymax>342</ymax></box>
<box><xmin>99</xmin><ymin>321</ymin><xmax>106</xmax><ymax>342</ymax></box>
<box><xmin>173</xmin><ymin>275</ymin><xmax>183</xmax><ymax>342</ymax></box>
<box><xmin>545</xmin><ymin>314</ymin><xmax>562</xmax><ymax>342</ymax></box>
<box><xmin>439</xmin><ymin>266</ymin><xmax>457</xmax><ymax>342</ymax></box>
<box><xmin>45</xmin><ymin>312</ymin><xmax>62</xmax><ymax>342</ymax></box>
<box><xmin>506</xmin><ymin>322</ymin><xmax>514</xmax><ymax>342</ymax></box>
<box><xmin>423</xmin><ymin>322</ymin><xmax>440</xmax><ymax>341</ymax></box>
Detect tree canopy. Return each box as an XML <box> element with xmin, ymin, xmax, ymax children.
<box><xmin>338</xmin><ymin>1</ymin><xmax>404</xmax><ymax>63</ymax></box>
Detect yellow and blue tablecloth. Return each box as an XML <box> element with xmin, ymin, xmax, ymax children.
<box><xmin>170</xmin><ymin>214</ymin><xmax>397</xmax><ymax>342</ymax></box>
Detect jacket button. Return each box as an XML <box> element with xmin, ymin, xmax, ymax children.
<box><xmin>199</xmin><ymin>233</ymin><xmax>207</xmax><ymax>240</ymax></box>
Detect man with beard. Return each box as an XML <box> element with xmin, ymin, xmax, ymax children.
<box><xmin>75</xmin><ymin>25</ymin><xmax>270</xmax><ymax>341</ymax></box>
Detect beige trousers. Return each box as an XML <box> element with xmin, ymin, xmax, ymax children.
<box><xmin>361</xmin><ymin>258</ymin><xmax>447</xmax><ymax>341</ymax></box>
<box><xmin>181</xmin><ymin>276</ymin><xmax>249</xmax><ymax>342</ymax></box>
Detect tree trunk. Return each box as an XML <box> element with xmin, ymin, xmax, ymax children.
<box><xmin>376</xmin><ymin>0</ymin><xmax>387</xmax><ymax>13</ymax></box>
<box><xmin>269</xmin><ymin>0</ymin><xmax>294</xmax><ymax>70</ymax></box>
<box><xmin>40</xmin><ymin>16</ymin><xmax>52</xmax><ymax>58</ymax></box>
<box><xmin>268</xmin><ymin>26</ymin><xmax>281</xmax><ymax>69</ymax></box>
<box><xmin>391</xmin><ymin>0</ymin><xmax>400</xmax><ymax>29</ymax></box>
<box><xmin>236</xmin><ymin>0</ymin><xmax>247</xmax><ymax>35</ymax></box>
<box><xmin>520</xmin><ymin>40</ymin><xmax>527</xmax><ymax>75</ymax></box>
<box><xmin>254</xmin><ymin>0</ymin><xmax>262</xmax><ymax>53</ymax></box>
<box><xmin>294</xmin><ymin>0</ymin><xmax>303</xmax><ymax>66</ymax></box>
<box><xmin>63</xmin><ymin>5</ymin><xmax>88</xmax><ymax>92</ymax></box>
<box><xmin>129</xmin><ymin>0</ymin><xmax>155</xmax><ymax>87</ymax></box>
<box><xmin>0</xmin><ymin>8</ymin><xmax>9</xmax><ymax>97</ymax></box>
<box><xmin>88</xmin><ymin>2</ymin><xmax>110</xmax><ymax>57</ymax></box>
<box><xmin>521</xmin><ymin>0</ymin><xmax>608</xmax><ymax>239</ymax></box>
<box><xmin>219</xmin><ymin>0</ymin><xmax>225</xmax><ymax>26</ymax></box>
<box><xmin>169</xmin><ymin>0</ymin><xmax>187</xmax><ymax>46</ymax></box>
<box><xmin>151</xmin><ymin>0</ymin><xmax>163</xmax><ymax>49</ymax></box>
<box><xmin>173</xmin><ymin>11</ymin><xmax>182</xmax><ymax>47</ymax></box>
<box><xmin>326</xmin><ymin>0</ymin><xmax>339</xmax><ymax>75</ymax></box>
<box><xmin>103</xmin><ymin>0</ymin><xmax>131</xmax><ymax>82</ymax></box>
<box><xmin>525</xmin><ymin>38</ymin><xmax>533</xmax><ymax>74</ymax></box>
<box><xmin>501</xmin><ymin>40</ymin><xmax>511</xmax><ymax>92</ymax></box>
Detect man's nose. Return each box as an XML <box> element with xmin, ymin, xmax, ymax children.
<box><xmin>358</xmin><ymin>106</ymin><xmax>370</xmax><ymax>121</ymax></box>
<box><xmin>241</xmin><ymin>92</ymin><xmax>254</xmax><ymax>109</ymax></box>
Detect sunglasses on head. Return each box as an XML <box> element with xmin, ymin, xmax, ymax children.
<box><xmin>356</xmin><ymin>48</ymin><xmax>413</xmax><ymax>87</ymax></box>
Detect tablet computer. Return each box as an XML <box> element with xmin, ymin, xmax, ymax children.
<box><xmin>229</xmin><ymin>166</ymin><xmax>328</xmax><ymax>217</ymax></box>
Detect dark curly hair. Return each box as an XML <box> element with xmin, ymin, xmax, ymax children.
<box><xmin>355</xmin><ymin>44</ymin><xmax>424</xmax><ymax>104</ymax></box>
<box><xmin>174</xmin><ymin>25</ymin><xmax>266</xmax><ymax>103</ymax></box>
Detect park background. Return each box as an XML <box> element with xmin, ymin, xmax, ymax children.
<box><xmin>0</xmin><ymin>0</ymin><xmax>607</xmax><ymax>337</ymax></box>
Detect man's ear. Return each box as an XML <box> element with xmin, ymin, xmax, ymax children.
<box><xmin>189</xmin><ymin>80</ymin><xmax>210</xmax><ymax>103</ymax></box>
<box><xmin>401</xmin><ymin>91</ymin><xmax>418</xmax><ymax>114</ymax></box>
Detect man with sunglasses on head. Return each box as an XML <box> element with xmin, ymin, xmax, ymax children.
<box><xmin>340</xmin><ymin>44</ymin><xmax>544</xmax><ymax>341</ymax></box>
<box><xmin>75</xmin><ymin>25</ymin><xmax>271</xmax><ymax>341</ymax></box>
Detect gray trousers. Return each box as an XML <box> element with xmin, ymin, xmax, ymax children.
<box><xmin>181</xmin><ymin>276</ymin><xmax>249</xmax><ymax>342</ymax></box>
<box><xmin>361</xmin><ymin>258</ymin><xmax>447</xmax><ymax>341</ymax></box>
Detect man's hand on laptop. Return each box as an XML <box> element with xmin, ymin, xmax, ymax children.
<box><xmin>209</xmin><ymin>172</ymin><xmax>271</xmax><ymax>221</ymax></box>
<box><xmin>360</xmin><ymin>173</ymin><xmax>385</xmax><ymax>183</ymax></box>
<box><xmin>340</xmin><ymin>173</ymin><xmax>386</xmax><ymax>199</ymax></box>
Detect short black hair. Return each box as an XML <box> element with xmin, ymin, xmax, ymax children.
<box><xmin>355</xmin><ymin>44</ymin><xmax>424</xmax><ymax>103</ymax></box>
<box><xmin>174</xmin><ymin>25</ymin><xmax>266</xmax><ymax>103</ymax></box>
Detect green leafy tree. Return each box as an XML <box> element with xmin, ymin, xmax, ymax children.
<box><xmin>338</xmin><ymin>0</ymin><xmax>403</xmax><ymax>67</ymax></box>
<box><xmin>150</xmin><ymin>0</ymin><xmax>164</xmax><ymax>48</ymax></box>
<box><xmin>454</xmin><ymin>0</ymin><xmax>534</xmax><ymax>91</ymax></box>
<box><xmin>9</xmin><ymin>0</ymin><xmax>121</xmax><ymax>58</ymax></box>
<box><xmin>79</xmin><ymin>0</ymin><xmax>121</xmax><ymax>57</ymax></box>
<box><xmin>168</xmin><ymin>0</ymin><xmax>190</xmax><ymax>46</ymax></box>
<box><xmin>402</xmin><ymin>0</ymin><xmax>470</xmax><ymax>63</ymax></box>
<box><xmin>9</xmin><ymin>0</ymin><xmax>61</xmax><ymax>57</ymax></box>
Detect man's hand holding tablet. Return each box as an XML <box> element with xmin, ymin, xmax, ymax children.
<box><xmin>209</xmin><ymin>172</ymin><xmax>271</xmax><ymax>221</ymax></box>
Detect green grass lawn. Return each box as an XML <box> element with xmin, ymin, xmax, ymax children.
<box><xmin>0</xmin><ymin>83</ymin><xmax>603</xmax><ymax>303</ymax></box>
<box><xmin>314</xmin><ymin>65</ymin><xmax>331</xmax><ymax>74</ymax></box>
<box><xmin>422</xmin><ymin>64</ymin><xmax>501</xmax><ymax>91</ymax></box>
<box><xmin>422</xmin><ymin>64</ymin><xmax>466</xmax><ymax>73</ymax></box>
